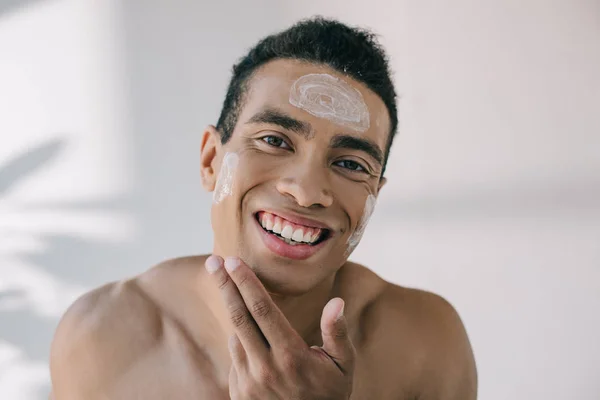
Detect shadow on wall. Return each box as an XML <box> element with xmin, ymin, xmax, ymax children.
<box><xmin>0</xmin><ymin>139</ymin><xmax>137</xmax><ymax>398</ymax></box>
<box><xmin>0</xmin><ymin>141</ymin><xmax>66</xmax><ymax>363</ymax></box>
<box><xmin>0</xmin><ymin>0</ymin><xmax>47</xmax><ymax>17</ymax></box>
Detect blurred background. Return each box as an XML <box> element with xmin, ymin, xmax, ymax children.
<box><xmin>1</xmin><ymin>0</ymin><xmax>599</xmax><ymax>399</ymax></box>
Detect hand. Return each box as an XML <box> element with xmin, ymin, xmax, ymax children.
<box><xmin>204</xmin><ymin>255</ymin><xmax>356</xmax><ymax>400</ymax></box>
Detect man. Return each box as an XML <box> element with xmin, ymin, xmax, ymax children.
<box><xmin>49</xmin><ymin>17</ymin><xmax>477</xmax><ymax>399</ymax></box>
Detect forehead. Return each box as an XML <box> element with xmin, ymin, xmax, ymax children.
<box><xmin>238</xmin><ymin>59</ymin><xmax>391</xmax><ymax>144</ymax></box>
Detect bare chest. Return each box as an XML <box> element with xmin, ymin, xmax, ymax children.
<box><xmin>350</xmin><ymin>345</ymin><xmax>419</xmax><ymax>400</ymax></box>
<box><xmin>157</xmin><ymin>328</ymin><xmax>417</xmax><ymax>400</ymax></box>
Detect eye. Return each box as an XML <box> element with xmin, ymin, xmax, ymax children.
<box><xmin>261</xmin><ymin>135</ymin><xmax>291</xmax><ymax>149</ymax></box>
<box><xmin>335</xmin><ymin>159</ymin><xmax>367</xmax><ymax>172</ymax></box>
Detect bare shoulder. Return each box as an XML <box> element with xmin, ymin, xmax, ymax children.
<box><xmin>50</xmin><ymin>256</ymin><xmax>227</xmax><ymax>399</ymax></box>
<box><xmin>51</xmin><ymin>277</ymin><xmax>163</xmax><ymax>358</ymax></box>
<box><xmin>50</xmin><ymin>255</ymin><xmax>206</xmax><ymax>371</ymax></box>
<box><xmin>364</xmin><ymin>278</ymin><xmax>478</xmax><ymax>399</ymax></box>
<box><xmin>335</xmin><ymin>261</ymin><xmax>388</xmax><ymax>306</ymax></box>
<box><xmin>49</xmin><ymin>256</ymin><xmax>202</xmax><ymax>398</ymax></box>
<box><xmin>50</xmin><ymin>276</ymin><xmax>164</xmax><ymax>398</ymax></box>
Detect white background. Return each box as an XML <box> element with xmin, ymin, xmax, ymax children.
<box><xmin>1</xmin><ymin>0</ymin><xmax>599</xmax><ymax>399</ymax></box>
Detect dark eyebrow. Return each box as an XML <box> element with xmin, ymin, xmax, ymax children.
<box><xmin>246</xmin><ymin>108</ymin><xmax>313</xmax><ymax>139</ymax></box>
<box><xmin>330</xmin><ymin>134</ymin><xmax>384</xmax><ymax>167</ymax></box>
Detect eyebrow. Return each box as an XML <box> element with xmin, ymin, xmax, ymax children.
<box><xmin>330</xmin><ymin>135</ymin><xmax>384</xmax><ymax>167</ymax></box>
<box><xmin>247</xmin><ymin>107</ymin><xmax>384</xmax><ymax>166</ymax></box>
<box><xmin>246</xmin><ymin>108</ymin><xmax>314</xmax><ymax>139</ymax></box>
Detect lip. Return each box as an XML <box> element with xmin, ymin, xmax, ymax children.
<box><xmin>253</xmin><ymin>215</ymin><xmax>330</xmax><ymax>260</ymax></box>
<box><xmin>257</xmin><ymin>209</ymin><xmax>332</xmax><ymax>230</ymax></box>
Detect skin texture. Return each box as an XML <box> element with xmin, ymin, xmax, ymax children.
<box><xmin>49</xmin><ymin>59</ymin><xmax>477</xmax><ymax>399</ymax></box>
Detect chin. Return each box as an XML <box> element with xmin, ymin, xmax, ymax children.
<box><xmin>239</xmin><ymin>242</ymin><xmax>342</xmax><ymax>297</ymax></box>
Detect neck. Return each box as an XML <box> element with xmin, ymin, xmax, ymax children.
<box><xmin>266</xmin><ymin>272</ymin><xmax>337</xmax><ymax>346</ymax></box>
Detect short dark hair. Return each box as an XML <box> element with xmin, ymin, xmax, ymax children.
<box><xmin>216</xmin><ymin>17</ymin><xmax>398</xmax><ymax>176</ymax></box>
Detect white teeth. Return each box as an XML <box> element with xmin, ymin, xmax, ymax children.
<box><xmin>292</xmin><ymin>228</ymin><xmax>305</xmax><ymax>242</ymax></box>
<box><xmin>303</xmin><ymin>231</ymin><xmax>313</xmax><ymax>243</ymax></box>
<box><xmin>280</xmin><ymin>236</ymin><xmax>299</xmax><ymax>245</ymax></box>
<box><xmin>281</xmin><ymin>225</ymin><xmax>294</xmax><ymax>239</ymax></box>
<box><xmin>260</xmin><ymin>212</ymin><xmax>326</xmax><ymax>245</ymax></box>
<box><xmin>272</xmin><ymin>219</ymin><xmax>282</xmax><ymax>234</ymax></box>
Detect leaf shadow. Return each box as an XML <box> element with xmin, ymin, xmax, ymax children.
<box><xmin>0</xmin><ymin>138</ymin><xmax>134</xmax><ymax>399</ymax></box>
<box><xmin>0</xmin><ymin>138</ymin><xmax>65</xmax><ymax>195</ymax></box>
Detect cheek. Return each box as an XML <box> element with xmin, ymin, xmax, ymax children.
<box><xmin>345</xmin><ymin>193</ymin><xmax>377</xmax><ymax>255</ymax></box>
<box><xmin>213</xmin><ymin>152</ymin><xmax>240</xmax><ymax>204</ymax></box>
<box><xmin>210</xmin><ymin>151</ymin><xmax>286</xmax><ymax>254</ymax></box>
<box><xmin>233</xmin><ymin>150</ymin><xmax>287</xmax><ymax>189</ymax></box>
<box><xmin>212</xmin><ymin>149</ymin><xmax>277</xmax><ymax>203</ymax></box>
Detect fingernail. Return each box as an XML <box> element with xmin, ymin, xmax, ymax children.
<box><xmin>336</xmin><ymin>299</ymin><xmax>345</xmax><ymax>320</ymax></box>
<box><xmin>205</xmin><ymin>255</ymin><xmax>221</xmax><ymax>274</ymax></box>
<box><xmin>224</xmin><ymin>257</ymin><xmax>240</xmax><ymax>272</ymax></box>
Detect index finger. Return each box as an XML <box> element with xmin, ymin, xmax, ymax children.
<box><xmin>205</xmin><ymin>255</ymin><xmax>269</xmax><ymax>360</ymax></box>
<box><xmin>224</xmin><ymin>257</ymin><xmax>304</xmax><ymax>349</ymax></box>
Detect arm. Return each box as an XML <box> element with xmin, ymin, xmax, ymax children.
<box><xmin>49</xmin><ymin>280</ymin><xmax>163</xmax><ymax>400</ymax></box>
<box><xmin>417</xmin><ymin>292</ymin><xmax>478</xmax><ymax>400</ymax></box>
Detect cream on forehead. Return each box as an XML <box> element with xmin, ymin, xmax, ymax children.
<box><xmin>289</xmin><ymin>73</ymin><xmax>370</xmax><ymax>132</ymax></box>
<box><xmin>345</xmin><ymin>194</ymin><xmax>377</xmax><ymax>256</ymax></box>
<box><xmin>212</xmin><ymin>152</ymin><xmax>239</xmax><ymax>204</ymax></box>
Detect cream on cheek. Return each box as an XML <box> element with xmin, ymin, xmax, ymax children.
<box><xmin>289</xmin><ymin>73</ymin><xmax>370</xmax><ymax>133</ymax></box>
<box><xmin>212</xmin><ymin>152</ymin><xmax>240</xmax><ymax>204</ymax></box>
<box><xmin>345</xmin><ymin>194</ymin><xmax>377</xmax><ymax>256</ymax></box>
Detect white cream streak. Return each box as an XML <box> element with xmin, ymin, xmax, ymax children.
<box><xmin>212</xmin><ymin>152</ymin><xmax>239</xmax><ymax>204</ymax></box>
<box><xmin>346</xmin><ymin>194</ymin><xmax>377</xmax><ymax>256</ymax></box>
<box><xmin>289</xmin><ymin>74</ymin><xmax>370</xmax><ymax>132</ymax></box>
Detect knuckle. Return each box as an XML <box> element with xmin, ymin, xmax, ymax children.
<box><xmin>280</xmin><ymin>350</ymin><xmax>301</xmax><ymax>374</ymax></box>
<box><xmin>229</xmin><ymin>307</ymin><xmax>250</xmax><ymax>328</ymax></box>
<box><xmin>255</xmin><ymin>364</ymin><xmax>277</xmax><ymax>386</ymax></box>
<box><xmin>333</xmin><ymin>326</ymin><xmax>348</xmax><ymax>339</ymax></box>
<box><xmin>325</xmin><ymin>323</ymin><xmax>348</xmax><ymax>339</ymax></box>
<box><xmin>216</xmin><ymin>273</ymin><xmax>230</xmax><ymax>290</ymax></box>
<box><xmin>236</xmin><ymin>272</ymin><xmax>251</xmax><ymax>287</ymax></box>
<box><xmin>250</xmin><ymin>299</ymin><xmax>271</xmax><ymax>318</ymax></box>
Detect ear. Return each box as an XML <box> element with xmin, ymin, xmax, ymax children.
<box><xmin>377</xmin><ymin>176</ymin><xmax>387</xmax><ymax>193</ymax></box>
<box><xmin>200</xmin><ymin>125</ymin><xmax>221</xmax><ymax>192</ymax></box>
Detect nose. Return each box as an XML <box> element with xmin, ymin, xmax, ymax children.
<box><xmin>275</xmin><ymin>163</ymin><xmax>334</xmax><ymax>208</ymax></box>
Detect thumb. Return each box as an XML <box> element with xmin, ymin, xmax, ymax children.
<box><xmin>319</xmin><ymin>297</ymin><xmax>355</xmax><ymax>374</ymax></box>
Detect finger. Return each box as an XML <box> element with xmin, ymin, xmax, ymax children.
<box><xmin>205</xmin><ymin>255</ymin><xmax>269</xmax><ymax>359</ymax></box>
<box><xmin>229</xmin><ymin>361</ymin><xmax>240</xmax><ymax>400</ymax></box>
<box><xmin>223</xmin><ymin>257</ymin><xmax>303</xmax><ymax>349</ymax></box>
<box><xmin>320</xmin><ymin>298</ymin><xmax>356</xmax><ymax>374</ymax></box>
<box><xmin>228</xmin><ymin>333</ymin><xmax>246</xmax><ymax>369</ymax></box>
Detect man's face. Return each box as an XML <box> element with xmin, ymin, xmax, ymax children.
<box><xmin>201</xmin><ymin>59</ymin><xmax>390</xmax><ymax>295</ymax></box>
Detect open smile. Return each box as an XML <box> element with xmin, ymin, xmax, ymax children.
<box><xmin>254</xmin><ymin>211</ymin><xmax>332</xmax><ymax>260</ymax></box>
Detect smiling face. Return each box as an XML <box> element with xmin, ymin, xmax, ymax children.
<box><xmin>200</xmin><ymin>59</ymin><xmax>390</xmax><ymax>295</ymax></box>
